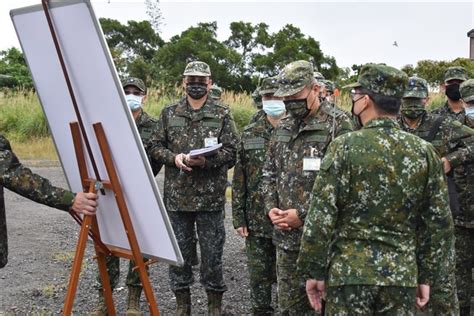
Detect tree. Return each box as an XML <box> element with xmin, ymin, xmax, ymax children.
<box><xmin>414</xmin><ymin>58</ymin><xmax>474</xmax><ymax>88</ymax></box>
<box><xmin>0</xmin><ymin>47</ymin><xmax>32</xmax><ymax>89</ymax></box>
<box><xmin>151</xmin><ymin>22</ymin><xmax>244</xmax><ymax>91</ymax></box>
<box><xmin>99</xmin><ymin>18</ymin><xmax>164</xmax><ymax>82</ymax></box>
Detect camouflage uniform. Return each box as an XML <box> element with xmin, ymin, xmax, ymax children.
<box><xmin>95</xmin><ymin>109</ymin><xmax>161</xmax><ymax>290</ymax></box>
<box><xmin>232</xmin><ymin>77</ymin><xmax>281</xmax><ymax>315</ymax></box>
<box><xmin>456</xmin><ymin>79</ymin><xmax>474</xmax><ymax>315</ymax></box>
<box><xmin>298</xmin><ymin>64</ymin><xmax>455</xmax><ymax>314</ymax></box>
<box><xmin>149</xmin><ymin>62</ymin><xmax>239</xmax><ymax>294</ymax></box>
<box><xmin>0</xmin><ymin>134</ymin><xmax>75</xmax><ymax>268</ymax></box>
<box><xmin>398</xmin><ymin>77</ymin><xmax>474</xmax><ymax>314</ymax></box>
<box><xmin>261</xmin><ymin>61</ymin><xmax>353</xmax><ymax>315</ymax></box>
<box><xmin>209</xmin><ymin>84</ymin><xmax>222</xmax><ymax>101</ymax></box>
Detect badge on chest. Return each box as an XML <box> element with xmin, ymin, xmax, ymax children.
<box><xmin>303</xmin><ymin>147</ymin><xmax>321</xmax><ymax>171</ymax></box>
<box><xmin>204</xmin><ymin>137</ymin><xmax>218</xmax><ymax>147</ymax></box>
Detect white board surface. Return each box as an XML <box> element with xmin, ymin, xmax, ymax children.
<box><xmin>10</xmin><ymin>0</ymin><xmax>183</xmax><ymax>266</ymax></box>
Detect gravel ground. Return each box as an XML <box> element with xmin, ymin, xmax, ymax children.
<box><xmin>0</xmin><ymin>165</ymin><xmax>260</xmax><ymax>315</ymax></box>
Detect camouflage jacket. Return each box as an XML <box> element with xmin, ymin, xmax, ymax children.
<box><xmin>261</xmin><ymin>101</ymin><xmax>353</xmax><ymax>251</ymax></box>
<box><xmin>249</xmin><ymin>109</ymin><xmax>266</xmax><ymax>124</ymax></box>
<box><xmin>297</xmin><ymin>118</ymin><xmax>454</xmax><ymax>287</ymax></box>
<box><xmin>136</xmin><ymin>110</ymin><xmax>162</xmax><ymax>176</ymax></box>
<box><xmin>431</xmin><ymin>101</ymin><xmax>466</xmax><ymax>123</ymax></box>
<box><xmin>149</xmin><ymin>97</ymin><xmax>239</xmax><ymax>212</ymax></box>
<box><xmin>397</xmin><ymin>112</ymin><xmax>474</xmax><ymax>169</ymax></box>
<box><xmin>455</xmin><ymin>116</ymin><xmax>474</xmax><ymax>227</ymax></box>
<box><xmin>232</xmin><ymin>115</ymin><xmax>274</xmax><ymax>238</ymax></box>
<box><xmin>0</xmin><ymin>134</ymin><xmax>75</xmax><ymax>268</ymax></box>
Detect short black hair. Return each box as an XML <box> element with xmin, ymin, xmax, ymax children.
<box><xmin>356</xmin><ymin>88</ymin><xmax>401</xmax><ymax>115</ymax></box>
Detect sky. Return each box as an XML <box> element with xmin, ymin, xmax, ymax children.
<box><xmin>1</xmin><ymin>1</ymin><xmax>473</xmax><ymax>69</ymax></box>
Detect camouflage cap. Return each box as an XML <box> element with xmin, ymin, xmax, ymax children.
<box><xmin>259</xmin><ymin>76</ymin><xmax>279</xmax><ymax>96</ymax></box>
<box><xmin>444</xmin><ymin>66</ymin><xmax>468</xmax><ymax>83</ymax></box>
<box><xmin>209</xmin><ymin>84</ymin><xmax>222</xmax><ymax>100</ymax></box>
<box><xmin>403</xmin><ymin>76</ymin><xmax>429</xmax><ymax>99</ymax></box>
<box><xmin>122</xmin><ymin>77</ymin><xmax>146</xmax><ymax>93</ymax></box>
<box><xmin>321</xmin><ymin>79</ymin><xmax>335</xmax><ymax>92</ymax></box>
<box><xmin>313</xmin><ymin>71</ymin><xmax>325</xmax><ymax>80</ymax></box>
<box><xmin>460</xmin><ymin>79</ymin><xmax>474</xmax><ymax>102</ymax></box>
<box><xmin>344</xmin><ymin>63</ymin><xmax>408</xmax><ymax>98</ymax></box>
<box><xmin>274</xmin><ymin>60</ymin><xmax>315</xmax><ymax>97</ymax></box>
<box><xmin>183</xmin><ymin>61</ymin><xmax>211</xmax><ymax>77</ymax></box>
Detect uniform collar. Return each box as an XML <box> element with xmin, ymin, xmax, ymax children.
<box><xmin>363</xmin><ymin>117</ymin><xmax>399</xmax><ymax>129</ymax></box>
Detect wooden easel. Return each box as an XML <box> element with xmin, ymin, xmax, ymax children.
<box><xmin>62</xmin><ymin>122</ymin><xmax>160</xmax><ymax>315</ymax></box>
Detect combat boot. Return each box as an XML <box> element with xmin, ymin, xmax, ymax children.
<box><xmin>126</xmin><ymin>286</ymin><xmax>142</xmax><ymax>315</ymax></box>
<box><xmin>175</xmin><ymin>288</ymin><xmax>191</xmax><ymax>316</ymax></box>
<box><xmin>89</xmin><ymin>290</ymin><xmax>108</xmax><ymax>316</ymax></box>
<box><xmin>207</xmin><ymin>290</ymin><xmax>223</xmax><ymax>316</ymax></box>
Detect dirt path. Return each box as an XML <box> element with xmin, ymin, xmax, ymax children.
<box><xmin>0</xmin><ymin>165</ymin><xmax>255</xmax><ymax>315</ymax></box>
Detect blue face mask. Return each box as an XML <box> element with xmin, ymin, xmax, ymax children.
<box><xmin>125</xmin><ymin>94</ymin><xmax>143</xmax><ymax>111</ymax></box>
<box><xmin>262</xmin><ymin>100</ymin><xmax>286</xmax><ymax>117</ymax></box>
<box><xmin>466</xmin><ymin>107</ymin><xmax>474</xmax><ymax>119</ymax></box>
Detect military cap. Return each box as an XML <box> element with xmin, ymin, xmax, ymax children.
<box><xmin>460</xmin><ymin>79</ymin><xmax>474</xmax><ymax>102</ymax></box>
<box><xmin>321</xmin><ymin>79</ymin><xmax>335</xmax><ymax>92</ymax></box>
<box><xmin>344</xmin><ymin>63</ymin><xmax>408</xmax><ymax>98</ymax></box>
<box><xmin>122</xmin><ymin>77</ymin><xmax>146</xmax><ymax>93</ymax></box>
<box><xmin>274</xmin><ymin>60</ymin><xmax>315</xmax><ymax>97</ymax></box>
<box><xmin>444</xmin><ymin>66</ymin><xmax>468</xmax><ymax>83</ymax></box>
<box><xmin>259</xmin><ymin>76</ymin><xmax>279</xmax><ymax>96</ymax></box>
<box><xmin>183</xmin><ymin>61</ymin><xmax>211</xmax><ymax>77</ymax></box>
<box><xmin>209</xmin><ymin>84</ymin><xmax>222</xmax><ymax>100</ymax></box>
<box><xmin>403</xmin><ymin>76</ymin><xmax>429</xmax><ymax>99</ymax></box>
<box><xmin>313</xmin><ymin>71</ymin><xmax>325</xmax><ymax>80</ymax></box>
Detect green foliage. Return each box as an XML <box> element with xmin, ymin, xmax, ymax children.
<box><xmin>411</xmin><ymin>58</ymin><xmax>474</xmax><ymax>87</ymax></box>
<box><xmin>0</xmin><ymin>47</ymin><xmax>33</xmax><ymax>89</ymax></box>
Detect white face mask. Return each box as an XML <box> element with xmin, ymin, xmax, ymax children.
<box><xmin>125</xmin><ymin>94</ymin><xmax>143</xmax><ymax>111</ymax></box>
<box><xmin>466</xmin><ymin>107</ymin><xmax>474</xmax><ymax>119</ymax></box>
<box><xmin>262</xmin><ymin>100</ymin><xmax>286</xmax><ymax>117</ymax></box>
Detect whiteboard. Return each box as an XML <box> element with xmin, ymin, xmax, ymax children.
<box><xmin>10</xmin><ymin>0</ymin><xmax>183</xmax><ymax>266</ymax></box>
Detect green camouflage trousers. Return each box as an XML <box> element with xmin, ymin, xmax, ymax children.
<box><xmin>326</xmin><ymin>285</ymin><xmax>416</xmax><ymax>315</ymax></box>
<box><xmin>455</xmin><ymin>226</ymin><xmax>473</xmax><ymax>315</ymax></box>
<box><xmin>95</xmin><ymin>255</ymin><xmax>148</xmax><ymax>290</ymax></box>
<box><xmin>276</xmin><ymin>247</ymin><xmax>315</xmax><ymax>315</ymax></box>
<box><xmin>245</xmin><ymin>235</ymin><xmax>276</xmax><ymax>315</ymax></box>
<box><xmin>168</xmin><ymin>211</ymin><xmax>226</xmax><ymax>293</ymax></box>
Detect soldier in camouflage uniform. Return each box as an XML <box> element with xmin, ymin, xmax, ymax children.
<box><xmin>232</xmin><ymin>76</ymin><xmax>285</xmax><ymax>315</ymax></box>
<box><xmin>432</xmin><ymin>66</ymin><xmax>469</xmax><ymax>122</ymax></box>
<box><xmin>209</xmin><ymin>84</ymin><xmax>222</xmax><ymax>101</ymax></box>
<box><xmin>250</xmin><ymin>83</ymin><xmax>266</xmax><ymax>124</ymax></box>
<box><xmin>398</xmin><ymin>76</ymin><xmax>474</xmax><ymax>314</ymax></box>
<box><xmin>298</xmin><ymin>63</ymin><xmax>455</xmax><ymax>315</ymax></box>
<box><xmin>0</xmin><ymin>136</ymin><xmax>98</xmax><ymax>269</ymax></box>
<box><xmin>149</xmin><ymin>61</ymin><xmax>239</xmax><ymax>316</ymax></box>
<box><xmin>261</xmin><ymin>60</ymin><xmax>353</xmax><ymax>315</ymax></box>
<box><xmin>457</xmin><ymin>79</ymin><xmax>474</xmax><ymax>315</ymax></box>
<box><xmin>91</xmin><ymin>77</ymin><xmax>161</xmax><ymax>316</ymax></box>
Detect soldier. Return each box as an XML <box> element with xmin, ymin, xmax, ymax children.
<box><xmin>149</xmin><ymin>61</ymin><xmax>239</xmax><ymax>316</ymax></box>
<box><xmin>250</xmin><ymin>80</ymin><xmax>266</xmax><ymax>123</ymax></box>
<box><xmin>398</xmin><ymin>76</ymin><xmax>474</xmax><ymax>314</ymax></box>
<box><xmin>432</xmin><ymin>66</ymin><xmax>469</xmax><ymax>122</ymax></box>
<box><xmin>1</xmin><ymin>135</ymin><xmax>98</xmax><ymax>269</ymax></box>
<box><xmin>91</xmin><ymin>77</ymin><xmax>161</xmax><ymax>316</ymax></box>
<box><xmin>457</xmin><ymin>79</ymin><xmax>474</xmax><ymax>315</ymax></box>
<box><xmin>232</xmin><ymin>76</ymin><xmax>285</xmax><ymax>315</ymax></box>
<box><xmin>261</xmin><ymin>60</ymin><xmax>353</xmax><ymax>315</ymax></box>
<box><xmin>298</xmin><ymin>63</ymin><xmax>455</xmax><ymax>314</ymax></box>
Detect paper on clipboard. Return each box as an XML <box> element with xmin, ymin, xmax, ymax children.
<box><xmin>188</xmin><ymin>143</ymin><xmax>222</xmax><ymax>158</ymax></box>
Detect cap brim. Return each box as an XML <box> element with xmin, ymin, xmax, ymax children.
<box><xmin>342</xmin><ymin>82</ymin><xmax>362</xmax><ymax>90</ymax></box>
<box><xmin>183</xmin><ymin>72</ymin><xmax>210</xmax><ymax>77</ymax></box>
<box><xmin>274</xmin><ymin>85</ymin><xmax>306</xmax><ymax>98</ymax></box>
<box><xmin>259</xmin><ymin>88</ymin><xmax>278</xmax><ymax>96</ymax></box>
<box><xmin>403</xmin><ymin>90</ymin><xmax>427</xmax><ymax>98</ymax></box>
<box><xmin>463</xmin><ymin>95</ymin><xmax>474</xmax><ymax>103</ymax></box>
<box><xmin>445</xmin><ymin>76</ymin><xmax>467</xmax><ymax>83</ymax></box>
<box><xmin>123</xmin><ymin>83</ymin><xmax>145</xmax><ymax>92</ymax></box>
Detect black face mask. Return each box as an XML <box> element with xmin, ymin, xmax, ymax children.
<box><xmin>186</xmin><ymin>83</ymin><xmax>208</xmax><ymax>100</ymax></box>
<box><xmin>401</xmin><ymin>99</ymin><xmax>426</xmax><ymax>120</ymax></box>
<box><xmin>284</xmin><ymin>98</ymin><xmax>311</xmax><ymax>120</ymax></box>
<box><xmin>445</xmin><ymin>83</ymin><xmax>461</xmax><ymax>101</ymax></box>
<box><xmin>351</xmin><ymin>95</ymin><xmax>365</xmax><ymax>129</ymax></box>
